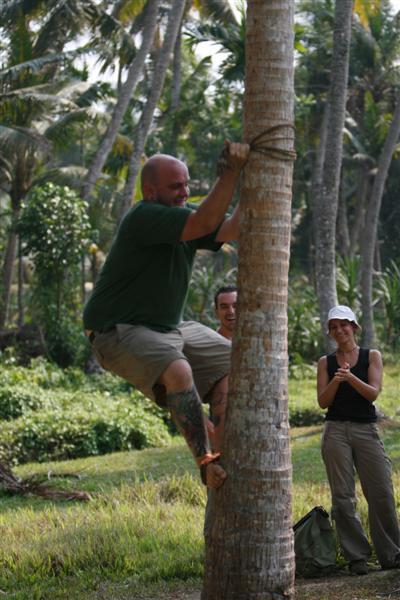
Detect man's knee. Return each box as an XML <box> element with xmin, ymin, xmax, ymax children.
<box><xmin>157</xmin><ymin>358</ymin><xmax>194</xmax><ymax>393</ymax></box>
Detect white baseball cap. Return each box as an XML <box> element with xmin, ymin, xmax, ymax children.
<box><xmin>327</xmin><ymin>305</ymin><xmax>361</xmax><ymax>333</ymax></box>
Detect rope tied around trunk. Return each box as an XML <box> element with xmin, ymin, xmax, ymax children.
<box><xmin>216</xmin><ymin>122</ymin><xmax>297</xmax><ymax>176</ymax></box>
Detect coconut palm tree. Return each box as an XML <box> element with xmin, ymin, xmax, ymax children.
<box><xmin>360</xmin><ymin>90</ymin><xmax>400</xmax><ymax>345</ymax></box>
<box><xmin>118</xmin><ymin>0</ymin><xmax>187</xmax><ymax>216</ymax></box>
<box><xmin>312</xmin><ymin>0</ymin><xmax>354</xmax><ymax>340</ymax></box>
<box><xmin>0</xmin><ymin>0</ymin><xmax>107</xmax><ymax>327</ymax></box>
<box><xmin>82</xmin><ymin>0</ymin><xmax>161</xmax><ymax>201</ymax></box>
<box><xmin>202</xmin><ymin>0</ymin><xmax>296</xmax><ymax>597</ymax></box>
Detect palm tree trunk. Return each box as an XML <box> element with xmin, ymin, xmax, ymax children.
<box><xmin>336</xmin><ymin>175</ymin><xmax>350</xmax><ymax>258</ymax></box>
<box><xmin>313</xmin><ymin>0</ymin><xmax>353</xmax><ymax>334</ymax></box>
<box><xmin>349</xmin><ymin>166</ymin><xmax>370</xmax><ymax>258</ymax></box>
<box><xmin>17</xmin><ymin>237</ymin><xmax>24</xmax><ymax>328</ymax></box>
<box><xmin>0</xmin><ymin>231</ymin><xmax>17</xmax><ymax>329</ymax></box>
<box><xmin>360</xmin><ymin>90</ymin><xmax>400</xmax><ymax>346</ymax></box>
<box><xmin>0</xmin><ymin>207</ymin><xmax>20</xmax><ymax>329</ymax></box>
<box><xmin>119</xmin><ymin>0</ymin><xmax>187</xmax><ymax>218</ymax></box>
<box><xmin>169</xmin><ymin>23</ymin><xmax>183</xmax><ymax>156</ymax></box>
<box><xmin>82</xmin><ymin>0</ymin><xmax>161</xmax><ymax>201</ymax></box>
<box><xmin>202</xmin><ymin>1</ymin><xmax>295</xmax><ymax>598</ymax></box>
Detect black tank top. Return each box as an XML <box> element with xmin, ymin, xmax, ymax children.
<box><xmin>325</xmin><ymin>347</ymin><xmax>376</xmax><ymax>423</ymax></box>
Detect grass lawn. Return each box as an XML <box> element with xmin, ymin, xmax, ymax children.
<box><xmin>1</xmin><ymin>366</ymin><xmax>399</xmax><ymax>599</ymax></box>
<box><xmin>1</xmin><ymin>423</ymin><xmax>399</xmax><ymax>599</ymax></box>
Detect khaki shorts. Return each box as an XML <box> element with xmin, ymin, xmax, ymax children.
<box><xmin>91</xmin><ymin>321</ymin><xmax>231</xmax><ymax>402</ymax></box>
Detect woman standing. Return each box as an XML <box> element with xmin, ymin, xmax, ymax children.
<box><xmin>317</xmin><ymin>305</ymin><xmax>400</xmax><ymax>575</ymax></box>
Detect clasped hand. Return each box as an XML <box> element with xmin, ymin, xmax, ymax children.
<box><xmin>334</xmin><ymin>362</ymin><xmax>352</xmax><ymax>383</ymax></box>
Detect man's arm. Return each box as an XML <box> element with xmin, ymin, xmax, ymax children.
<box><xmin>215</xmin><ymin>203</ymin><xmax>239</xmax><ymax>242</ymax></box>
<box><xmin>180</xmin><ymin>142</ymin><xmax>249</xmax><ymax>241</ymax></box>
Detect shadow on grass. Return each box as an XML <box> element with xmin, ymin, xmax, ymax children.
<box><xmin>0</xmin><ymin>441</ymin><xmax>196</xmax><ymax>512</ymax></box>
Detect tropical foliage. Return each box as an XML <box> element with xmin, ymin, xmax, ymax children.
<box><xmin>0</xmin><ymin>0</ymin><xmax>399</xmax><ymax>361</ymax></box>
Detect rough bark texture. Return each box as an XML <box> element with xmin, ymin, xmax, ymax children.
<box><xmin>82</xmin><ymin>0</ymin><xmax>161</xmax><ymax>201</ymax></box>
<box><xmin>202</xmin><ymin>1</ymin><xmax>295</xmax><ymax>598</ymax></box>
<box><xmin>119</xmin><ymin>0</ymin><xmax>186</xmax><ymax>217</ymax></box>
<box><xmin>360</xmin><ymin>90</ymin><xmax>400</xmax><ymax>346</ymax></box>
<box><xmin>349</xmin><ymin>167</ymin><xmax>370</xmax><ymax>258</ymax></box>
<box><xmin>313</xmin><ymin>0</ymin><xmax>353</xmax><ymax>332</ymax></box>
<box><xmin>336</xmin><ymin>178</ymin><xmax>350</xmax><ymax>257</ymax></box>
<box><xmin>0</xmin><ymin>227</ymin><xmax>18</xmax><ymax>328</ymax></box>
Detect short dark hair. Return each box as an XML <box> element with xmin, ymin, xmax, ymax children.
<box><xmin>214</xmin><ymin>285</ymin><xmax>237</xmax><ymax>309</ymax></box>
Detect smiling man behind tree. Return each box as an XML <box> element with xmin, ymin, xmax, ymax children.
<box><xmin>83</xmin><ymin>142</ymin><xmax>249</xmax><ymax>489</ymax></box>
<box><xmin>214</xmin><ymin>285</ymin><xmax>237</xmax><ymax>340</ymax></box>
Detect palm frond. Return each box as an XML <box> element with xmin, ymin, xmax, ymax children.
<box><xmin>112</xmin><ymin>0</ymin><xmax>147</xmax><ymax>24</ymax></box>
<box><xmin>89</xmin><ymin>10</ymin><xmax>139</xmax><ymax>67</ymax></box>
<box><xmin>34</xmin><ymin>0</ymin><xmax>101</xmax><ymax>55</ymax></box>
<box><xmin>0</xmin><ymin>154</ymin><xmax>14</xmax><ymax>189</ymax></box>
<box><xmin>0</xmin><ymin>125</ymin><xmax>52</xmax><ymax>155</ymax></box>
<box><xmin>0</xmin><ymin>49</ymin><xmax>86</xmax><ymax>84</ymax></box>
<box><xmin>75</xmin><ymin>81</ymin><xmax>115</xmax><ymax>107</ymax></box>
<box><xmin>1</xmin><ymin>88</ymin><xmax>78</xmax><ymax>109</ymax></box>
<box><xmin>191</xmin><ymin>0</ymin><xmax>238</xmax><ymax>26</ymax></box>
<box><xmin>0</xmin><ymin>0</ymin><xmax>44</xmax><ymax>24</ymax></box>
<box><xmin>44</xmin><ymin>108</ymin><xmax>99</xmax><ymax>148</ymax></box>
<box><xmin>33</xmin><ymin>165</ymin><xmax>87</xmax><ymax>190</ymax></box>
<box><xmin>185</xmin><ymin>20</ymin><xmax>245</xmax><ymax>83</ymax></box>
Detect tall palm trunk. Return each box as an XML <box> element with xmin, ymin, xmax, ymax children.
<box><xmin>349</xmin><ymin>166</ymin><xmax>370</xmax><ymax>258</ymax></box>
<box><xmin>119</xmin><ymin>0</ymin><xmax>187</xmax><ymax>218</ymax></box>
<box><xmin>0</xmin><ymin>222</ymin><xmax>18</xmax><ymax>329</ymax></box>
<box><xmin>0</xmin><ymin>183</ymin><xmax>23</xmax><ymax>329</ymax></box>
<box><xmin>337</xmin><ymin>177</ymin><xmax>350</xmax><ymax>257</ymax></box>
<box><xmin>313</xmin><ymin>0</ymin><xmax>353</xmax><ymax>333</ymax></box>
<box><xmin>82</xmin><ymin>0</ymin><xmax>161</xmax><ymax>201</ymax></box>
<box><xmin>168</xmin><ymin>23</ymin><xmax>183</xmax><ymax>156</ymax></box>
<box><xmin>360</xmin><ymin>90</ymin><xmax>400</xmax><ymax>346</ymax></box>
<box><xmin>202</xmin><ymin>1</ymin><xmax>295</xmax><ymax>598</ymax></box>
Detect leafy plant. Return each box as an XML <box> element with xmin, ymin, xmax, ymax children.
<box><xmin>336</xmin><ymin>254</ymin><xmax>361</xmax><ymax>309</ymax></box>
<box><xmin>0</xmin><ymin>399</ymin><xmax>171</xmax><ymax>465</ymax></box>
<box><xmin>17</xmin><ymin>183</ymin><xmax>93</xmax><ymax>365</ymax></box>
<box><xmin>288</xmin><ymin>277</ymin><xmax>322</xmax><ymax>363</ymax></box>
<box><xmin>376</xmin><ymin>260</ymin><xmax>400</xmax><ymax>350</ymax></box>
<box><xmin>0</xmin><ymin>383</ymin><xmax>45</xmax><ymax>420</ymax></box>
<box><xmin>184</xmin><ymin>252</ymin><xmax>237</xmax><ymax>329</ymax></box>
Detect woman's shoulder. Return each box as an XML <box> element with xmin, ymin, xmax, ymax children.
<box><xmin>366</xmin><ymin>348</ymin><xmax>382</xmax><ymax>361</ymax></box>
<box><xmin>317</xmin><ymin>354</ymin><xmax>329</xmax><ymax>370</ymax></box>
<box><xmin>360</xmin><ymin>347</ymin><xmax>381</xmax><ymax>357</ymax></box>
<box><xmin>359</xmin><ymin>348</ymin><xmax>382</xmax><ymax>368</ymax></box>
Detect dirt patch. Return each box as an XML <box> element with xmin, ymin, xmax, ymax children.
<box><xmin>95</xmin><ymin>569</ymin><xmax>400</xmax><ymax>600</ymax></box>
<box><xmin>166</xmin><ymin>571</ymin><xmax>400</xmax><ymax>600</ymax></box>
<box><xmin>296</xmin><ymin>569</ymin><xmax>400</xmax><ymax>599</ymax></box>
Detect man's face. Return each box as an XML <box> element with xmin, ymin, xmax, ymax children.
<box><xmin>152</xmin><ymin>160</ymin><xmax>190</xmax><ymax>208</ymax></box>
<box><xmin>216</xmin><ymin>291</ymin><xmax>237</xmax><ymax>337</ymax></box>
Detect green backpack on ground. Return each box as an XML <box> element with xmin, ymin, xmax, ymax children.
<box><xmin>293</xmin><ymin>506</ymin><xmax>337</xmax><ymax>578</ymax></box>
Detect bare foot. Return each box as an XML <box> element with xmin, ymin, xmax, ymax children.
<box><xmin>206</xmin><ymin>462</ymin><xmax>227</xmax><ymax>489</ymax></box>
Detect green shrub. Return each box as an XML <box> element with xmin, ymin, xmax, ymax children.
<box><xmin>288</xmin><ymin>278</ymin><xmax>323</xmax><ymax>362</ymax></box>
<box><xmin>0</xmin><ymin>357</ymin><xmax>131</xmax><ymax>394</ymax></box>
<box><xmin>0</xmin><ymin>383</ymin><xmax>45</xmax><ymax>420</ymax></box>
<box><xmin>17</xmin><ymin>183</ymin><xmax>93</xmax><ymax>368</ymax></box>
<box><xmin>0</xmin><ymin>401</ymin><xmax>171</xmax><ymax>465</ymax></box>
<box><xmin>289</xmin><ymin>408</ymin><xmax>324</xmax><ymax>427</ymax></box>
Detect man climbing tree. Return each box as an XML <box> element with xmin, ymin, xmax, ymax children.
<box><xmin>202</xmin><ymin>0</ymin><xmax>296</xmax><ymax>598</ymax></box>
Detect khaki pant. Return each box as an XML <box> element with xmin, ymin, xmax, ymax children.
<box><xmin>91</xmin><ymin>321</ymin><xmax>231</xmax><ymax>402</ymax></box>
<box><xmin>322</xmin><ymin>420</ymin><xmax>400</xmax><ymax>567</ymax></box>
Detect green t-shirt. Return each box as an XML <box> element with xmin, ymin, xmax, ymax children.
<box><xmin>83</xmin><ymin>201</ymin><xmax>222</xmax><ymax>332</ymax></box>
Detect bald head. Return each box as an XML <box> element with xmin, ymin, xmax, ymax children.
<box><xmin>141</xmin><ymin>154</ymin><xmax>186</xmax><ymax>191</ymax></box>
<box><xmin>141</xmin><ymin>154</ymin><xmax>190</xmax><ymax>208</ymax></box>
